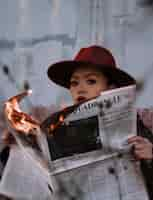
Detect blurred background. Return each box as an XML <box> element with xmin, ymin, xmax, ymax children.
<box><xmin>0</xmin><ymin>0</ymin><xmax>153</xmax><ymax>113</ymax></box>
<box><xmin>0</xmin><ymin>1</ymin><xmax>153</xmax><ymax>198</ymax></box>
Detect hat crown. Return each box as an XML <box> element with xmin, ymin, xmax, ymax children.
<box><xmin>74</xmin><ymin>45</ymin><xmax>116</xmax><ymax>67</ymax></box>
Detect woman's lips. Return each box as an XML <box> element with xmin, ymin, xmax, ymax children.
<box><xmin>76</xmin><ymin>96</ymin><xmax>87</xmax><ymax>103</ymax></box>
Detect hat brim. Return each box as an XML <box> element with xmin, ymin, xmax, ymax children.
<box><xmin>47</xmin><ymin>61</ymin><xmax>136</xmax><ymax>88</ymax></box>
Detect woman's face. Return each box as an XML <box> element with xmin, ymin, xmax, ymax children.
<box><xmin>70</xmin><ymin>66</ymin><xmax>113</xmax><ymax>104</ymax></box>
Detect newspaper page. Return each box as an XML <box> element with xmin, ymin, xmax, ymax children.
<box><xmin>0</xmin><ymin>145</ymin><xmax>54</xmax><ymax>200</ymax></box>
<box><xmin>49</xmin><ymin>85</ymin><xmax>149</xmax><ymax>200</ymax></box>
<box><xmin>0</xmin><ymin>129</ymin><xmax>55</xmax><ymax>200</ymax></box>
<box><xmin>0</xmin><ymin>135</ymin><xmax>56</xmax><ymax>200</ymax></box>
<box><xmin>97</xmin><ymin>85</ymin><xmax>137</xmax><ymax>152</ymax></box>
<box><xmin>0</xmin><ymin>89</ymin><xmax>55</xmax><ymax>199</ymax></box>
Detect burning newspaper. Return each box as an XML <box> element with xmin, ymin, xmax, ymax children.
<box><xmin>0</xmin><ymin>85</ymin><xmax>149</xmax><ymax>200</ymax></box>
<box><xmin>0</xmin><ymin>90</ymin><xmax>54</xmax><ymax>200</ymax></box>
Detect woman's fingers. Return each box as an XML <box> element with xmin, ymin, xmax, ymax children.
<box><xmin>128</xmin><ymin>136</ymin><xmax>153</xmax><ymax>160</ymax></box>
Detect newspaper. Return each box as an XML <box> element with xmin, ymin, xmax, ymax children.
<box><xmin>0</xmin><ymin>85</ymin><xmax>149</xmax><ymax>199</ymax></box>
<box><xmin>65</xmin><ymin>85</ymin><xmax>136</xmax><ymax>151</ymax></box>
<box><xmin>0</xmin><ymin>130</ymin><xmax>55</xmax><ymax>200</ymax></box>
<box><xmin>50</xmin><ymin>85</ymin><xmax>149</xmax><ymax>200</ymax></box>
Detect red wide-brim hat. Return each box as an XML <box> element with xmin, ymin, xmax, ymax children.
<box><xmin>47</xmin><ymin>45</ymin><xmax>136</xmax><ymax>88</ymax></box>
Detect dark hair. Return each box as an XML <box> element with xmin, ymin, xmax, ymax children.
<box><xmin>101</xmin><ymin>69</ymin><xmax>134</xmax><ymax>88</ymax></box>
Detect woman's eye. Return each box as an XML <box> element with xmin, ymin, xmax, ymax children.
<box><xmin>87</xmin><ymin>79</ymin><xmax>97</xmax><ymax>84</ymax></box>
<box><xmin>70</xmin><ymin>80</ymin><xmax>78</xmax><ymax>87</ymax></box>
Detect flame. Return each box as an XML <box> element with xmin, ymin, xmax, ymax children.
<box><xmin>4</xmin><ymin>90</ymin><xmax>40</xmax><ymax>135</ymax></box>
<box><xmin>50</xmin><ymin>124</ymin><xmax>55</xmax><ymax>131</ymax></box>
<box><xmin>49</xmin><ymin>115</ymin><xmax>65</xmax><ymax>133</ymax></box>
<box><xmin>59</xmin><ymin>115</ymin><xmax>64</xmax><ymax>122</ymax></box>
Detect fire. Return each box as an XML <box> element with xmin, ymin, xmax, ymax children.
<box><xmin>50</xmin><ymin>124</ymin><xmax>55</xmax><ymax>131</ymax></box>
<box><xmin>4</xmin><ymin>90</ymin><xmax>40</xmax><ymax>135</ymax></box>
<box><xmin>59</xmin><ymin>115</ymin><xmax>64</xmax><ymax>122</ymax></box>
<box><xmin>49</xmin><ymin>115</ymin><xmax>65</xmax><ymax>133</ymax></box>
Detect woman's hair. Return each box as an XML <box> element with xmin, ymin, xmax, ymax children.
<box><xmin>101</xmin><ymin>69</ymin><xmax>133</xmax><ymax>88</ymax></box>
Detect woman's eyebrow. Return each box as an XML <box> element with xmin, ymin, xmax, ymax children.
<box><xmin>71</xmin><ymin>72</ymin><xmax>99</xmax><ymax>80</ymax></box>
<box><xmin>85</xmin><ymin>72</ymin><xmax>99</xmax><ymax>77</ymax></box>
<box><xmin>70</xmin><ymin>75</ymin><xmax>79</xmax><ymax>80</ymax></box>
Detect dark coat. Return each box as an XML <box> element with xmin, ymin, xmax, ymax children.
<box><xmin>137</xmin><ymin>115</ymin><xmax>153</xmax><ymax>200</ymax></box>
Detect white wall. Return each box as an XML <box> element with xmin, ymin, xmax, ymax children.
<box><xmin>0</xmin><ymin>0</ymin><xmax>153</xmax><ymax>109</ymax></box>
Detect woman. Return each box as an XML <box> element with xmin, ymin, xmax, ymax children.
<box><xmin>1</xmin><ymin>45</ymin><xmax>153</xmax><ymax>199</ymax></box>
<box><xmin>46</xmin><ymin>45</ymin><xmax>153</xmax><ymax>199</ymax></box>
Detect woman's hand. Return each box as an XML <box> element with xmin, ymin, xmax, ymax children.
<box><xmin>128</xmin><ymin>136</ymin><xmax>153</xmax><ymax>160</ymax></box>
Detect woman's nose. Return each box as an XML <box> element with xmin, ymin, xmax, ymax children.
<box><xmin>77</xmin><ymin>84</ymin><xmax>87</xmax><ymax>95</ymax></box>
<box><xmin>77</xmin><ymin>89</ymin><xmax>86</xmax><ymax>95</ymax></box>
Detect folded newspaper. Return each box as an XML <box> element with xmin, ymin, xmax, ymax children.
<box><xmin>0</xmin><ymin>85</ymin><xmax>149</xmax><ymax>200</ymax></box>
